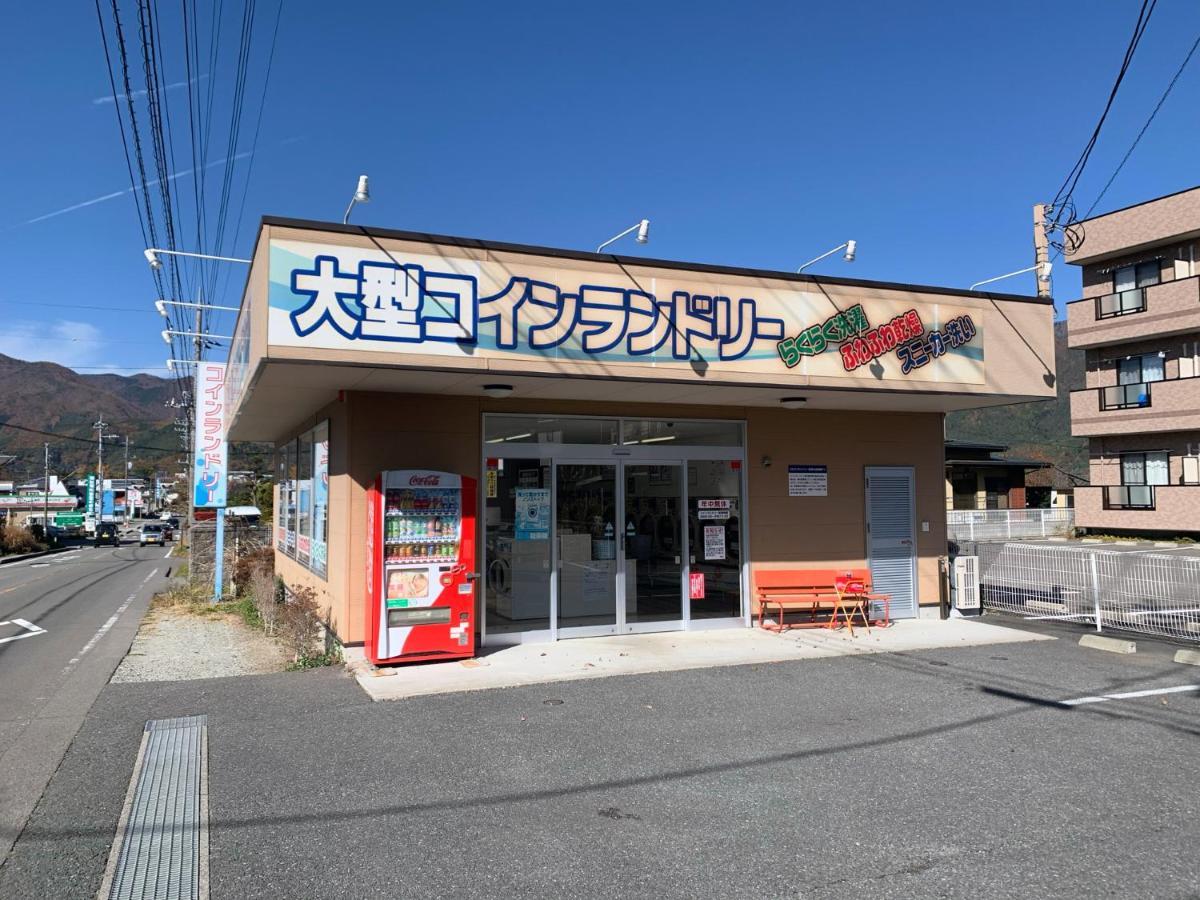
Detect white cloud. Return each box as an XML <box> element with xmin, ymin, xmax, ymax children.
<box><xmin>0</xmin><ymin>319</ymin><xmax>165</xmax><ymax>375</ymax></box>
<box><xmin>93</xmin><ymin>74</ymin><xmax>208</xmax><ymax>106</ymax></box>
<box><xmin>22</xmin><ymin>151</ymin><xmax>251</xmax><ymax>225</ymax></box>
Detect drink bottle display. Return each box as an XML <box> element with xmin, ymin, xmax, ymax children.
<box><xmin>370</xmin><ymin>471</ymin><xmax>477</xmax><ymax>665</ymax></box>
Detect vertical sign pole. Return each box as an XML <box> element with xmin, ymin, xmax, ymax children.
<box><xmin>214</xmin><ymin>511</ymin><xmax>225</xmax><ymax>603</ymax></box>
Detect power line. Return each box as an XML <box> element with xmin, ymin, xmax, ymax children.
<box><xmin>1084</xmin><ymin>30</ymin><xmax>1200</xmax><ymax>219</ymax></box>
<box><xmin>0</xmin><ymin>421</ymin><xmax>177</xmax><ymax>454</ymax></box>
<box><xmin>1049</xmin><ymin>0</ymin><xmax>1157</xmax><ymax>228</ymax></box>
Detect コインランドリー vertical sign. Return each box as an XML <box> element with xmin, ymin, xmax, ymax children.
<box><xmin>192</xmin><ymin>362</ymin><xmax>228</xmax><ymax>508</ymax></box>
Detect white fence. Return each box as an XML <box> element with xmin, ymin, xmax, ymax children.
<box><xmin>963</xmin><ymin>541</ymin><xmax>1200</xmax><ymax>643</ymax></box>
<box><xmin>947</xmin><ymin>509</ymin><xmax>1074</xmax><ymax>543</ymax></box>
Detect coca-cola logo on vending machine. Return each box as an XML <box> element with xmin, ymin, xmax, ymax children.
<box><xmin>409</xmin><ymin>474</ymin><xmax>441</xmax><ymax>486</ymax></box>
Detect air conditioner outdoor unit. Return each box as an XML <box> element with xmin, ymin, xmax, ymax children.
<box><xmin>953</xmin><ymin>555</ymin><xmax>981</xmax><ymax>612</ymax></box>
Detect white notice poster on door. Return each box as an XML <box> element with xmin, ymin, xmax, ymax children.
<box><xmin>703</xmin><ymin>525</ymin><xmax>726</xmax><ymax>561</ymax></box>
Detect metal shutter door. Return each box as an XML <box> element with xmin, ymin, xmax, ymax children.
<box><xmin>866</xmin><ymin>467</ymin><xmax>917</xmax><ymax>619</ymax></box>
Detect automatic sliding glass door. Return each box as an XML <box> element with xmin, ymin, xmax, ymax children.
<box><xmin>555</xmin><ymin>463</ymin><xmax>620</xmax><ymax>635</ymax></box>
<box><xmin>623</xmin><ymin>463</ymin><xmax>684</xmax><ymax>628</ymax></box>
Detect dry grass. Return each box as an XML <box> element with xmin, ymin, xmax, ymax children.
<box><xmin>151</xmin><ymin>582</ymin><xmax>226</xmax><ymax>619</ymax></box>
<box><xmin>1</xmin><ymin>523</ymin><xmax>43</xmax><ymax>555</ymax></box>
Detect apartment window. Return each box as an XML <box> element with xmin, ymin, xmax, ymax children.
<box><xmin>1121</xmin><ymin>451</ymin><xmax>1169</xmax><ymax>487</ymax></box>
<box><xmin>1113</xmin><ymin>261</ymin><xmax>1160</xmax><ymax>293</ymax></box>
<box><xmin>1116</xmin><ymin>353</ymin><xmax>1165</xmax><ymax>384</ymax></box>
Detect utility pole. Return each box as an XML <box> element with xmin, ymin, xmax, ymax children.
<box><xmin>42</xmin><ymin>442</ymin><xmax>49</xmax><ymax>540</ymax></box>
<box><xmin>123</xmin><ymin>435</ymin><xmax>130</xmax><ymax>523</ymax></box>
<box><xmin>1033</xmin><ymin>203</ymin><xmax>1052</xmax><ymax>300</ymax></box>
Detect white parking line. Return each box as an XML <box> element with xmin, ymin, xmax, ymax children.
<box><xmin>61</xmin><ymin>567</ymin><xmax>159</xmax><ymax>675</ymax></box>
<box><xmin>0</xmin><ymin>618</ymin><xmax>47</xmax><ymax>645</ymax></box>
<box><xmin>1062</xmin><ymin>684</ymin><xmax>1200</xmax><ymax>706</ymax></box>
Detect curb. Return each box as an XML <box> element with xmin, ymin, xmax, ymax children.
<box><xmin>0</xmin><ymin>544</ymin><xmax>81</xmax><ymax>566</ymax></box>
<box><xmin>1174</xmin><ymin>649</ymin><xmax>1200</xmax><ymax>667</ymax></box>
<box><xmin>1079</xmin><ymin>633</ymin><xmax>1137</xmax><ymax>655</ymax></box>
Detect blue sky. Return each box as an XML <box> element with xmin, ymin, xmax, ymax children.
<box><xmin>1</xmin><ymin>0</ymin><xmax>1197</xmax><ymax>374</ymax></box>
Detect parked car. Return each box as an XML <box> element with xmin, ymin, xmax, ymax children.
<box><xmin>95</xmin><ymin>522</ymin><xmax>120</xmax><ymax>546</ymax></box>
<box><xmin>139</xmin><ymin>524</ymin><xmax>165</xmax><ymax>547</ymax></box>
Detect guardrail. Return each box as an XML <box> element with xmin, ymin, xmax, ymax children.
<box><xmin>959</xmin><ymin>540</ymin><xmax>1200</xmax><ymax>643</ymax></box>
<box><xmin>947</xmin><ymin>509</ymin><xmax>1074</xmax><ymax>542</ymax></box>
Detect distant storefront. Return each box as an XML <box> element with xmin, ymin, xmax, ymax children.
<box><xmin>224</xmin><ymin>216</ymin><xmax>1056</xmax><ymax>654</ymax></box>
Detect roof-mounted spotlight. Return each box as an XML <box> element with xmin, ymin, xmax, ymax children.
<box><xmin>597</xmin><ymin>218</ymin><xmax>652</xmax><ymax>254</ymax></box>
<box><xmin>797</xmin><ymin>240</ymin><xmax>857</xmax><ymax>274</ymax></box>
<box><xmin>343</xmin><ymin>174</ymin><xmax>371</xmax><ymax>224</ymax></box>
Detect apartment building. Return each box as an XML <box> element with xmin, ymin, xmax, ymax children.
<box><xmin>1067</xmin><ymin>184</ymin><xmax>1200</xmax><ymax>533</ymax></box>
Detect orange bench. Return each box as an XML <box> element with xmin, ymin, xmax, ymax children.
<box><xmin>754</xmin><ymin>568</ymin><xmax>890</xmax><ymax>635</ymax></box>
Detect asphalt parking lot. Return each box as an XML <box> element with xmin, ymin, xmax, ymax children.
<box><xmin>1</xmin><ymin>618</ymin><xmax>1197</xmax><ymax>899</ymax></box>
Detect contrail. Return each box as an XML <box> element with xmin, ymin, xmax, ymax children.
<box><xmin>23</xmin><ymin>151</ymin><xmax>252</xmax><ymax>225</ymax></box>
<box><xmin>93</xmin><ymin>74</ymin><xmax>208</xmax><ymax>106</ymax></box>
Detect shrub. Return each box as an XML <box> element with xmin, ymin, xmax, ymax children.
<box><xmin>1</xmin><ymin>524</ymin><xmax>42</xmax><ymax>555</ymax></box>
<box><xmin>277</xmin><ymin>585</ymin><xmax>322</xmax><ymax>662</ymax></box>
<box><xmin>233</xmin><ymin>546</ymin><xmax>274</xmax><ymax>593</ymax></box>
<box><xmin>249</xmin><ymin>567</ymin><xmax>280</xmax><ymax>635</ymax></box>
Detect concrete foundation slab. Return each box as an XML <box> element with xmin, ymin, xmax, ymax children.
<box><xmin>355</xmin><ymin>619</ymin><xmax>1053</xmax><ymax>701</ymax></box>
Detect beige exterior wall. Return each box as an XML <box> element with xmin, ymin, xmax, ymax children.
<box><xmin>1082</xmin><ymin>335</ymin><xmax>1200</xmax><ymax>389</ymax></box>
<box><xmin>278</xmin><ymin>394</ymin><xmax>946</xmax><ymax>646</ymax></box>
<box><xmin>1068</xmin><ymin>275</ymin><xmax>1200</xmax><ymax>350</ymax></box>
<box><xmin>1075</xmin><ymin>485</ymin><xmax>1200</xmax><ymax>532</ymax></box>
<box><xmin>1071</xmin><ymin>377</ymin><xmax>1200</xmax><ymax>437</ymax></box>
<box><xmin>226</xmin><ymin>219</ymin><xmax>1057</xmax><ymax>444</ymax></box>
<box><xmin>1087</xmin><ymin>433</ymin><xmax>1200</xmax><ymax>487</ymax></box>
<box><xmin>1066</xmin><ymin>186</ymin><xmax>1200</xmax><ymax>264</ymax></box>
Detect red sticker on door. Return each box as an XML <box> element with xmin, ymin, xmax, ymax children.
<box><xmin>689</xmin><ymin>572</ymin><xmax>705</xmax><ymax>600</ymax></box>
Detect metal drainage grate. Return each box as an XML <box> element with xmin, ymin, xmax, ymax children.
<box><xmin>101</xmin><ymin>715</ymin><xmax>208</xmax><ymax>900</ymax></box>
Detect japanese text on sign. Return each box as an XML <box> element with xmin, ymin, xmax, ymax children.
<box><xmin>703</xmin><ymin>525</ymin><xmax>726</xmax><ymax>561</ymax></box>
<box><xmin>788</xmin><ymin>465</ymin><xmax>828</xmax><ymax>497</ymax></box>
<box><xmin>285</xmin><ymin>254</ymin><xmax>786</xmax><ymax>361</ymax></box>
<box><xmin>192</xmin><ymin>362</ymin><xmax>228</xmax><ymax>508</ymax></box>
<box><xmin>697</xmin><ymin>498</ymin><xmax>732</xmax><ymax>520</ymax></box>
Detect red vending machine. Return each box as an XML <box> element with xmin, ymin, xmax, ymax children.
<box><xmin>366</xmin><ymin>470</ymin><xmax>477</xmax><ymax>665</ymax></box>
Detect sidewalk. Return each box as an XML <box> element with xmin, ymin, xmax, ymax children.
<box><xmin>356</xmin><ymin>618</ymin><xmax>1053</xmax><ymax>701</ymax></box>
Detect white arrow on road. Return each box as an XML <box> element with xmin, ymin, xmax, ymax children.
<box><xmin>0</xmin><ymin>618</ymin><xmax>47</xmax><ymax>645</ymax></box>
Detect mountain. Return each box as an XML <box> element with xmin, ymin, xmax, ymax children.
<box><xmin>2</xmin><ymin>328</ymin><xmax>1087</xmax><ymax>489</ymax></box>
<box><xmin>946</xmin><ymin>320</ymin><xmax>1089</xmax><ymax>480</ymax></box>
<box><xmin>0</xmin><ymin>354</ymin><xmax>181</xmax><ymax>481</ymax></box>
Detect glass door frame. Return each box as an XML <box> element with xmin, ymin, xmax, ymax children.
<box><xmin>618</xmin><ymin>458</ymin><xmax>689</xmax><ymax>636</ymax></box>
<box><xmin>552</xmin><ymin>458</ymin><xmax>622</xmax><ymax>640</ymax></box>
<box><xmin>479</xmin><ymin>414</ymin><xmax>751</xmax><ymax>646</ymax></box>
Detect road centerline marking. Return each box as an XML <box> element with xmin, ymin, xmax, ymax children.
<box><xmin>1062</xmin><ymin>684</ymin><xmax>1200</xmax><ymax>706</ymax></box>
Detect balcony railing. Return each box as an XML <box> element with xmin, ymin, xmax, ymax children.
<box><xmin>1100</xmin><ymin>381</ymin><xmax>1151</xmax><ymax>410</ymax></box>
<box><xmin>1096</xmin><ymin>287</ymin><xmax>1146</xmax><ymax>320</ymax></box>
<box><xmin>1103</xmin><ymin>485</ymin><xmax>1156</xmax><ymax>510</ymax></box>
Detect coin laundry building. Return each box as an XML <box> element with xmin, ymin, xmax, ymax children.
<box><xmin>224</xmin><ymin>216</ymin><xmax>1055</xmax><ymax>653</ymax></box>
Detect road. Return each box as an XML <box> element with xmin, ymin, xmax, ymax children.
<box><xmin>0</xmin><ymin>535</ymin><xmax>170</xmax><ymax>864</ymax></box>
<box><xmin>1</xmin><ymin>615</ymin><xmax>1198</xmax><ymax>898</ymax></box>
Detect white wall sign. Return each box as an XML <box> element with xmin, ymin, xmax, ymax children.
<box><xmin>697</xmin><ymin>499</ymin><xmax>731</xmax><ymax>520</ymax></box>
<box><xmin>788</xmin><ymin>464</ymin><xmax>828</xmax><ymax>497</ymax></box>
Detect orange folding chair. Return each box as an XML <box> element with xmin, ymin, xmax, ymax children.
<box><xmin>832</xmin><ymin>574</ymin><xmax>872</xmax><ymax>636</ymax></box>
